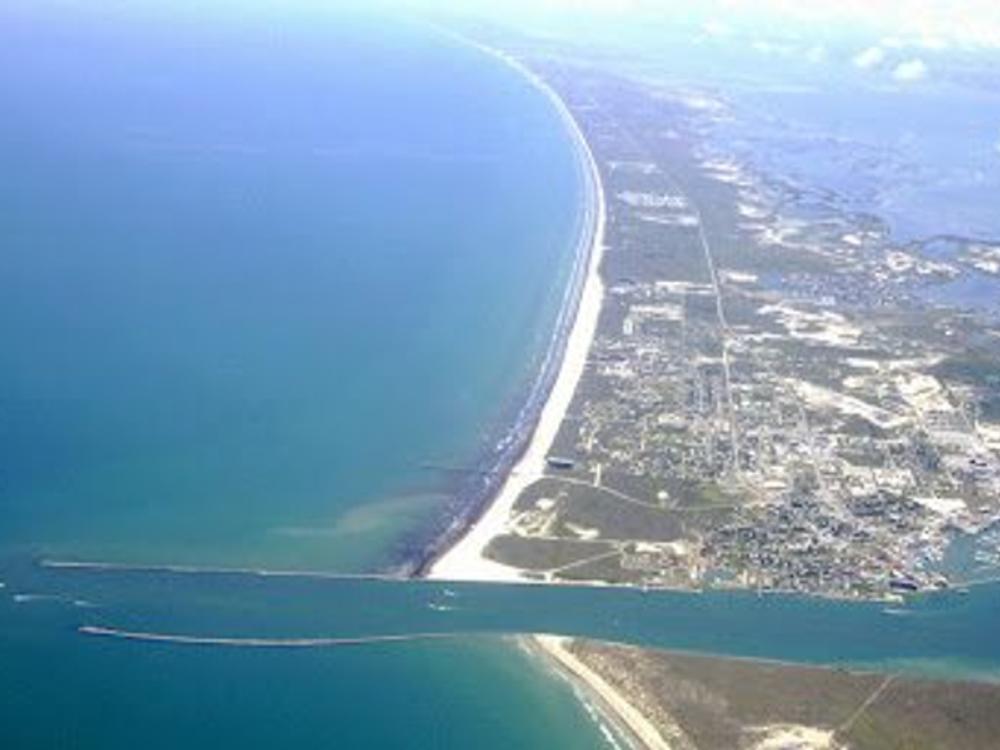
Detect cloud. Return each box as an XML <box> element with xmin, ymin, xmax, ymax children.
<box><xmin>919</xmin><ymin>36</ymin><xmax>949</xmax><ymax>51</ymax></box>
<box><xmin>690</xmin><ymin>1</ymin><xmax>1000</xmax><ymax>50</ymax></box>
<box><xmin>560</xmin><ymin>0</ymin><xmax>639</xmax><ymax>10</ymax></box>
<box><xmin>804</xmin><ymin>45</ymin><xmax>827</xmax><ymax>63</ymax></box>
<box><xmin>892</xmin><ymin>58</ymin><xmax>929</xmax><ymax>81</ymax></box>
<box><xmin>751</xmin><ymin>40</ymin><xmax>795</xmax><ymax>56</ymax></box>
<box><xmin>853</xmin><ymin>46</ymin><xmax>886</xmax><ymax>69</ymax></box>
<box><xmin>702</xmin><ymin>19</ymin><xmax>731</xmax><ymax>37</ymax></box>
<box><xmin>471</xmin><ymin>0</ymin><xmax>1000</xmax><ymax>50</ymax></box>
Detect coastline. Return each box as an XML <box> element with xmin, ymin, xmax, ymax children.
<box><xmin>415</xmin><ymin>40</ymin><xmax>649</xmax><ymax>749</ymax></box>
<box><xmin>407</xmin><ymin>39</ymin><xmax>647</xmax><ymax>748</ymax></box>
<box><xmin>530</xmin><ymin>638</ymin><xmax>1000</xmax><ymax>750</ymax></box>
<box><xmin>527</xmin><ymin>635</ymin><xmax>674</xmax><ymax>750</ymax></box>
<box><xmin>424</xmin><ymin>41</ymin><xmax>607</xmax><ymax>582</ymax></box>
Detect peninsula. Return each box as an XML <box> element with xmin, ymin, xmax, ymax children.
<box><xmin>428</xmin><ymin>35</ymin><xmax>607</xmax><ymax>583</ymax></box>
<box><xmin>429</xmin><ymin>35</ymin><xmax>1000</xmax><ymax>602</ymax></box>
<box><xmin>426</xmin><ymin>27</ymin><xmax>1000</xmax><ymax>749</ymax></box>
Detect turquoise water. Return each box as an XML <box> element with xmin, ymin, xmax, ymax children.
<box><xmin>1</xmin><ymin>591</ymin><xmax>610</xmax><ymax>749</ymax></box>
<box><xmin>0</xmin><ymin>3</ymin><xmax>611</xmax><ymax>748</ymax></box>
<box><xmin>2</xmin><ymin>564</ymin><xmax>999</xmax><ymax>749</ymax></box>
<box><xmin>6</xmin><ymin>565</ymin><xmax>1000</xmax><ymax>678</ymax></box>
<box><xmin>4</xmin><ymin>4</ymin><xmax>1000</xmax><ymax>748</ymax></box>
<box><xmin>0</xmin><ymin>3</ymin><xmax>584</xmax><ymax>570</ymax></box>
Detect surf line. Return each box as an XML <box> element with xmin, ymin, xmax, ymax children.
<box><xmin>79</xmin><ymin>625</ymin><xmax>466</xmax><ymax>649</ymax></box>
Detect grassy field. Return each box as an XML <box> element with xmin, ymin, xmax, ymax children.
<box><xmin>564</xmin><ymin>639</ymin><xmax>1000</xmax><ymax>750</ymax></box>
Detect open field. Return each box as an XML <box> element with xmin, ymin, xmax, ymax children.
<box><xmin>558</xmin><ymin>638</ymin><xmax>1000</xmax><ymax>750</ymax></box>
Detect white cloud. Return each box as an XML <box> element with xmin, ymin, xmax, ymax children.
<box><xmin>692</xmin><ymin>1</ymin><xmax>1000</xmax><ymax>50</ymax></box>
<box><xmin>751</xmin><ymin>40</ymin><xmax>795</xmax><ymax>56</ymax></box>
<box><xmin>702</xmin><ymin>19</ymin><xmax>731</xmax><ymax>37</ymax></box>
<box><xmin>488</xmin><ymin>0</ymin><xmax>1000</xmax><ymax>50</ymax></box>
<box><xmin>892</xmin><ymin>58</ymin><xmax>929</xmax><ymax>81</ymax></box>
<box><xmin>881</xmin><ymin>35</ymin><xmax>949</xmax><ymax>52</ymax></box>
<box><xmin>853</xmin><ymin>46</ymin><xmax>886</xmax><ymax>69</ymax></box>
<box><xmin>513</xmin><ymin>0</ymin><xmax>640</xmax><ymax>11</ymax></box>
<box><xmin>919</xmin><ymin>36</ymin><xmax>949</xmax><ymax>51</ymax></box>
<box><xmin>804</xmin><ymin>45</ymin><xmax>827</xmax><ymax>63</ymax></box>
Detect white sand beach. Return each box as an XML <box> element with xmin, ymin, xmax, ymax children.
<box><xmin>532</xmin><ymin>636</ymin><xmax>676</xmax><ymax>750</ymax></box>
<box><xmin>428</xmin><ymin>42</ymin><xmax>607</xmax><ymax>583</ymax></box>
<box><xmin>421</xmin><ymin>37</ymin><xmax>661</xmax><ymax>750</ymax></box>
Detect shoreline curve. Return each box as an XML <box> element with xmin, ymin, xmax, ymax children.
<box><xmin>424</xmin><ymin>39</ymin><xmax>606</xmax><ymax>583</ymax></box>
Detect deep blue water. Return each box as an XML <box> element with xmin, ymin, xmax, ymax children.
<box><xmin>0</xmin><ymin>3</ymin><xmax>584</xmax><ymax>571</ymax></box>
<box><xmin>5</xmin><ymin>564</ymin><xmax>1000</xmax><ymax>679</ymax></box>
<box><xmin>4</xmin><ymin>4</ymin><xmax>1000</xmax><ymax>748</ymax></box>
<box><xmin>0</xmin><ymin>3</ymin><xmax>611</xmax><ymax>748</ymax></box>
<box><xmin>1</xmin><ymin>563</ymin><xmax>999</xmax><ymax>750</ymax></box>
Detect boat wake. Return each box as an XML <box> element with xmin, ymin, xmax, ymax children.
<box><xmin>12</xmin><ymin>592</ymin><xmax>96</xmax><ymax>608</ymax></box>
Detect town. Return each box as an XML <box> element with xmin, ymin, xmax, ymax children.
<box><xmin>480</xmin><ymin>48</ymin><xmax>1000</xmax><ymax>599</ymax></box>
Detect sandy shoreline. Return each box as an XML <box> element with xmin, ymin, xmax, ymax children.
<box><xmin>417</xmin><ymin>36</ymin><xmax>659</xmax><ymax>750</ymax></box>
<box><xmin>427</xmin><ymin>42</ymin><xmax>607</xmax><ymax>583</ymax></box>
<box><xmin>529</xmin><ymin>635</ymin><xmax>674</xmax><ymax>750</ymax></box>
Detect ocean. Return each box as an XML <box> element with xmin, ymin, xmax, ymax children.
<box><xmin>4</xmin><ymin>4</ymin><xmax>1000</xmax><ymax>748</ymax></box>
<box><xmin>0</xmin><ymin>2</ymin><xmax>586</xmax><ymax>571</ymax></box>
<box><xmin>4</xmin><ymin>561</ymin><xmax>1000</xmax><ymax>750</ymax></box>
<box><xmin>0</xmin><ymin>2</ymin><xmax>613</xmax><ymax>748</ymax></box>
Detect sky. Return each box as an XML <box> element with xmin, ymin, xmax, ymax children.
<box><xmin>16</xmin><ymin>0</ymin><xmax>1000</xmax><ymax>44</ymax></box>
<box><xmin>50</xmin><ymin>1</ymin><xmax>1000</xmax><ymax>92</ymax></box>
<box><xmin>411</xmin><ymin>0</ymin><xmax>1000</xmax><ymax>50</ymax></box>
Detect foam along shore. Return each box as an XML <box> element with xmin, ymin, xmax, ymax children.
<box><xmin>530</xmin><ymin>636</ymin><xmax>674</xmax><ymax>750</ymax></box>
<box><xmin>427</xmin><ymin>42</ymin><xmax>606</xmax><ymax>583</ymax></box>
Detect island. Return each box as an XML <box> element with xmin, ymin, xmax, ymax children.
<box><xmin>430</xmin><ymin>33</ymin><xmax>1000</xmax><ymax>602</ymax></box>
<box><xmin>427</xmin><ymin>24</ymin><xmax>1000</xmax><ymax>750</ymax></box>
